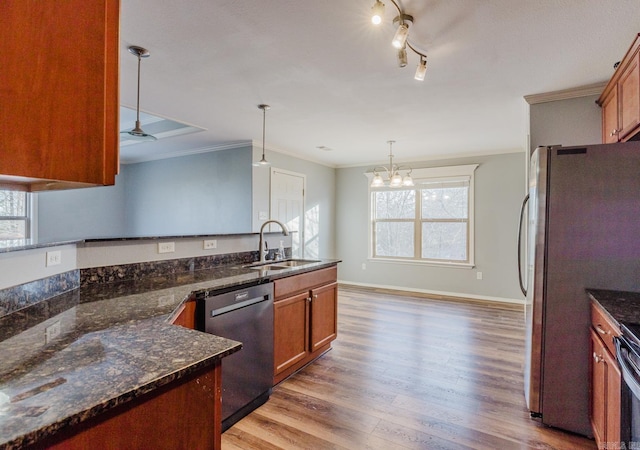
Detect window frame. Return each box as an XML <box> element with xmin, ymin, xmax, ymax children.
<box><xmin>0</xmin><ymin>189</ymin><xmax>33</xmax><ymax>241</ymax></box>
<box><xmin>366</xmin><ymin>164</ymin><xmax>478</xmax><ymax>268</ymax></box>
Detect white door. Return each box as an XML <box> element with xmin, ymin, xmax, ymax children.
<box><xmin>270</xmin><ymin>168</ymin><xmax>305</xmax><ymax>258</ymax></box>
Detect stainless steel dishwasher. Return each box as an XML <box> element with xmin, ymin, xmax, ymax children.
<box><xmin>195</xmin><ymin>281</ymin><xmax>274</xmax><ymax>432</ymax></box>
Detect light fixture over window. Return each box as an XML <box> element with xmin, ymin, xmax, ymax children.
<box><xmin>369</xmin><ymin>0</ymin><xmax>428</xmax><ymax>81</ymax></box>
<box><xmin>370</xmin><ymin>140</ymin><xmax>414</xmax><ymax>188</ymax></box>
<box><xmin>254</xmin><ymin>104</ymin><xmax>271</xmax><ymax>167</ymax></box>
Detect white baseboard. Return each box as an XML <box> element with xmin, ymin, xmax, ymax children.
<box><xmin>337</xmin><ymin>279</ymin><xmax>525</xmax><ymax>306</ymax></box>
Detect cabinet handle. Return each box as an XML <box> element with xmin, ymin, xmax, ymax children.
<box><xmin>595</xmin><ymin>325</ymin><xmax>609</xmax><ymax>335</ymax></box>
<box><xmin>593</xmin><ymin>352</ymin><xmax>603</xmax><ymax>363</ymax></box>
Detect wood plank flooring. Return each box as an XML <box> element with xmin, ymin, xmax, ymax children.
<box><xmin>222</xmin><ymin>285</ymin><xmax>596</xmax><ymax>449</ymax></box>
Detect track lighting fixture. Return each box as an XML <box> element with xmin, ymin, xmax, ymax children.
<box><xmin>369</xmin><ymin>0</ymin><xmax>427</xmax><ymax>81</ymax></box>
<box><xmin>254</xmin><ymin>104</ymin><xmax>271</xmax><ymax>167</ymax></box>
<box><xmin>370</xmin><ymin>141</ymin><xmax>414</xmax><ymax>188</ymax></box>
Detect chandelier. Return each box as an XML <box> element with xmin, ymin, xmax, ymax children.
<box><xmin>371</xmin><ymin>141</ymin><xmax>414</xmax><ymax>188</ymax></box>
<box><xmin>370</xmin><ymin>0</ymin><xmax>427</xmax><ymax>81</ymax></box>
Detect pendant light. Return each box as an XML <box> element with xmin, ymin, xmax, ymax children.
<box><xmin>370</xmin><ymin>140</ymin><xmax>414</xmax><ymax>188</ymax></box>
<box><xmin>120</xmin><ymin>46</ymin><xmax>157</xmax><ymax>142</ymax></box>
<box><xmin>254</xmin><ymin>104</ymin><xmax>271</xmax><ymax>167</ymax></box>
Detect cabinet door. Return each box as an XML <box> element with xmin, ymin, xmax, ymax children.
<box><xmin>591</xmin><ymin>330</ymin><xmax>607</xmax><ymax>445</ymax></box>
<box><xmin>0</xmin><ymin>0</ymin><xmax>119</xmax><ymax>189</ymax></box>
<box><xmin>310</xmin><ymin>282</ymin><xmax>338</xmax><ymax>352</ymax></box>
<box><xmin>590</xmin><ymin>328</ymin><xmax>622</xmax><ymax>446</ymax></box>
<box><xmin>619</xmin><ymin>52</ymin><xmax>640</xmax><ymax>140</ymax></box>
<box><xmin>601</xmin><ymin>89</ymin><xmax>620</xmax><ymax>143</ymax></box>
<box><xmin>274</xmin><ymin>292</ymin><xmax>309</xmax><ymax>375</ymax></box>
<box><xmin>603</xmin><ymin>342</ymin><xmax>621</xmax><ymax>444</ymax></box>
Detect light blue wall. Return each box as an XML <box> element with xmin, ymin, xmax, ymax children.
<box><xmin>252</xmin><ymin>147</ymin><xmax>336</xmax><ymax>259</ymax></box>
<box><xmin>37</xmin><ymin>177</ymin><xmax>128</xmax><ymax>240</ymax></box>
<box><xmin>122</xmin><ymin>147</ymin><xmax>252</xmax><ymax>236</ymax></box>
<box><xmin>336</xmin><ymin>152</ymin><xmax>526</xmax><ymax>302</ymax></box>
<box><xmin>37</xmin><ymin>146</ymin><xmax>253</xmax><ymax>240</ymax></box>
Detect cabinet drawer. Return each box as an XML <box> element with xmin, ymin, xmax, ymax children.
<box><xmin>591</xmin><ymin>302</ymin><xmax>621</xmax><ymax>356</ymax></box>
<box><xmin>274</xmin><ymin>266</ymin><xmax>337</xmax><ymax>299</ymax></box>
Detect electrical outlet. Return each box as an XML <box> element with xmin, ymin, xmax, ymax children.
<box><xmin>46</xmin><ymin>251</ymin><xmax>62</xmax><ymax>267</ymax></box>
<box><xmin>158</xmin><ymin>242</ymin><xmax>175</xmax><ymax>254</ymax></box>
<box><xmin>203</xmin><ymin>239</ymin><xmax>217</xmax><ymax>250</ymax></box>
<box><xmin>45</xmin><ymin>321</ymin><xmax>61</xmax><ymax>344</ymax></box>
<box><xmin>477</xmin><ymin>271</ymin><xmax>483</xmax><ymax>280</ymax></box>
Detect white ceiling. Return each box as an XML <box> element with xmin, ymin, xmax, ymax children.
<box><xmin>118</xmin><ymin>0</ymin><xmax>640</xmax><ymax>167</ymax></box>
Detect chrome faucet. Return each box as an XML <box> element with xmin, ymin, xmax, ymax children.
<box><xmin>259</xmin><ymin>220</ymin><xmax>289</xmax><ymax>263</ymax></box>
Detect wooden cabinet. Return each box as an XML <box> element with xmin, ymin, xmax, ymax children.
<box><xmin>590</xmin><ymin>301</ymin><xmax>622</xmax><ymax>446</ymax></box>
<box><xmin>0</xmin><ymin>0</ymin><xmax>119</xmax><ymax>191</ymax></box>
<box><xmin>171</xmin><ymin>298</ymin><xmax>197</xmax><ymax>329</ymax></box>
<box><xmin>273</xmin><ymin>266</ymin><xmax>338</xmax><ymax>385</ymax></box>
<box><xmin>598</xmin><ymin>34</ymin><xmax>640</xmax><ymax>143</ymax></box>
<box><xmin>28</xmin><ymin>362</ymin><xmax>223</xmax><ymax>450</ymax></box>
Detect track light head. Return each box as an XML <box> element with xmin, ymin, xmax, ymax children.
<box><xmin>414</xmin><ymin>57</ymin><xmax>427</xmax><ymax>81</ymax></box>
<box><xmin>371</xmin><ymin>0</ymin><xmax>385</xmax><ymax>25</ymax></box>
<box><xmin>392</xmin><ymin>22</ymin><xmax>409</xmax><ymax>49</ymax></box>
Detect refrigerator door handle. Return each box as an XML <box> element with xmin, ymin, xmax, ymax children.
<box><xmin>517</xmin><ymin>194</ymin><xmax>529</xmax><ymax>296</ymax></box>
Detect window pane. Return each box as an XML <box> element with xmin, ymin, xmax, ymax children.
<box><xmin>374</xmin><ymin>190</ymin><xmax>415</xmax><ymax>219</ymax></box>
<box><xmin>0</xmin><ymin>191</ymin><xmax>27</xmax><ymax>216</ymax></box>
<box><xmin>422</xmin><ymin>222</ymin><xmax>467</xmax><ymax>260</ymax></box>
<box><xmin>375</xmin><ymin>222</ymin><xmax>414</xmax><ymax>257</ymax></box>
<box><xmin>421</xmin><ymin>186</ymin><xmax>468</xmax><ymax>219</ymax></box>
<box><xmin>0</xmin><ymin>220</ymin><xmax>26</xmax><ymax>240</ymax></box>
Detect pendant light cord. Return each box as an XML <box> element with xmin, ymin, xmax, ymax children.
<box><xmin>135</xmin><ymin>54</ymin><xmax>142</xmax><ymax>128</ymax></box>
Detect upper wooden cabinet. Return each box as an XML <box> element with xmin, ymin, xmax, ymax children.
<box><xmin>0</xmin><ymin>1</ymin><xmax>119</xmax><ymax>191</ymax></box>
<box><xmin>598</xmin><ymin>34</ymin><xmax>640</xmax><ymax>143</ymax></box>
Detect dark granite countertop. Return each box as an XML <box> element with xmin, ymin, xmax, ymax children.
<box><xmin>587</xmin><ymin>289</ymin><xmax>640</xmax><ymax>333</ymax></box>
<box><xmin>0</xmin><ymin>259</ymin><xmax>339</xmax><ymax>449</ymax></box>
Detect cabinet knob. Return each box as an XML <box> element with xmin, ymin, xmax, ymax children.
<box><xmin>593</xmin><ymin>352</ymin><xmax>603</xmax><ymax>363</ymax></box>
<box><xmin>313</xmin><ymin>294</ymin><xmax>318</xmax><ymax>299</ymax></box>
<box><xmin>595</xmin><ymin>325</ymin><xmax>609</xmax><ymax>335</ymax></box>
<box><xmin>307</xmin><ymin>297</ymin><xmax>312</xmax><ymax>302</ymax></box>
<box><xmin>610</xmin><ymin>129</ymin><xmax>620</xmax><ymax>136</ymax></box>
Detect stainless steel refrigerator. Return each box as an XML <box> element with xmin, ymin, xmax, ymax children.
<box><xmin>517</xmin><ymin>142</ymin><xmax>640</xmax><ymax>436</ymax></box>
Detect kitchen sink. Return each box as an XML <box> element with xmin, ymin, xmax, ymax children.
<box><xmin>244</xmin><ymin>259</ymin><xmax>321</xmax><ymax>271</ymax></box>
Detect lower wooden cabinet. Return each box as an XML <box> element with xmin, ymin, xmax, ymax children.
<box><xmin>273</xmin><ymin>266</ymin><xmax>338</xmax><ymax>385</ymax></box>
<box><xmin>590</xmin><ymin>302</ymin><xmax>621</xmax><ymax>446</ymax></box>
<box><xmin>29</xmin><ymin>363</ymin><xmax>222</xmax><ymax>450</ymax></box>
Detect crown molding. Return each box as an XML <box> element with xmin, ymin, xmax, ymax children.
<box><xmin>524</xmin><ymin>82</ymin><xmax>607</xmax><ymax>105</ymax></box>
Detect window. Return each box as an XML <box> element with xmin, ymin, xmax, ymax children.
<box><xmin>0</xmin><ymin>190</ymin><xmax>30</xmax><ymax>240</ymax></box>
<box><xmin>368</xmin><ymin>165</ymin><xmax>478</xmax><ymax>266</ymax></box>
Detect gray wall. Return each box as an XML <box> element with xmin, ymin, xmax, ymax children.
<box><xmin>529</xmin><ymin>94</ymin><xmax>602</xmax><ymax>151</ymax></box>
<box><xmin>336</xmin><ymin>152</ymin><xmax>526</xmax><ymax>302</ymax></box>
<box><xmin>37</xmin><ymin>146</ymin><xmax>253</xmax><ymax>240</ymax></box>
<box><xmin>252</xmin><ymin>147</ymin><xmax>336</xmax><ymax>259</ymax></box>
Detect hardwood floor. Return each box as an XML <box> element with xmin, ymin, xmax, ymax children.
<box><xmin>222</xmin><ymin>285</ymin><xmax>596</xmax><ymax>449</ymax></box>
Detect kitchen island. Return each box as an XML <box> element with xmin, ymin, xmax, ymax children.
<box><xmin>0</xmin><ymin>258</ymin><xmax>339</xmax><ymax>449</ymax></box>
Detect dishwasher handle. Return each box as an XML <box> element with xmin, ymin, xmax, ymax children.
<box><xmin>209</xmin><ymin>295</ymin><xmax>270</xmax><ymax>317</ymax></box>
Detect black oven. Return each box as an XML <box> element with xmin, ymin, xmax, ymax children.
<box><xmin>615</xmin><ymin>325</ymin><xmax>640</xmax><ymax>447</ymax></box>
